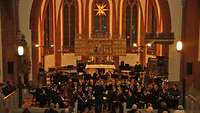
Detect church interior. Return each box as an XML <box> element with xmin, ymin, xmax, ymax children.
<box><xmin>0</xmin><ymin>0</ymin><xmax>200</xmax><ymax>113</ymax></box>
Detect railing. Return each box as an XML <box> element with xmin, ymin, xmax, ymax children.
<box><xmin>145</xmin><ymin>32</ymin><xmax>174</xmax><ymax>44</ymax></box>
<box><xmin>0</xmin><ymin>89</ymin><xmax>19</xmax><ymax>112</ymax></box>
<box><xmin>186</xmin><ymin>94</ymin><xmax>200</xmax><ymax>113</ymax></box>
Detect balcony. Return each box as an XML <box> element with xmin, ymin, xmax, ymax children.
<box><xmin>145</xmin><ymin>32</ymin><xmax>175</xmax><ymax>44</ymax></box>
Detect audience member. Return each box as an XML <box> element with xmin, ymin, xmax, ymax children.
<box><xmin>146</xmin><ymin>106</ymin><xmax>154</xmax><ymax>113</ymax></box>
<box><xmin>82</xmin><ymin>106</ymin><xmax>89</xmax><ymax>113</ymax></box>
<box><xmin>44</xmin><ymin>103</ymin><xmax>58</xmax><ymax>113</ymax></box>
<box><xmin>173</xmin><ymin>105</ymin><xmax>185</xmax><ymax>113</ymax></box>
<box><xmin>60</xmin><ymin>108</ymin><xmax>69</xmax><ymax>113</ymax></box>
<box><xmin>157</xmin><ymin>102</ymin><xmax>170</xmax><ymax>113</ymax></box>
<box><xmin>89</xmin><ymin>106</ymin><xmax>95</xmax><ymax>113</ymax></box>
<box><xmin>22</xmin><ymin>103</ymin><xmax>31</xmax><ymax>113</ymax></box>
<box><xmin>128</xmin><ymin>104</ymin><xmax>139</xmax><ymax>113</ymax></box>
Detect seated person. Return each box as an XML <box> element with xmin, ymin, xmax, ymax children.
<box><xmin>44</xmin><ymin>103</ymin><xmax>58</xmax><ymax>113</ymax></box>
<box><xmin>174</xmin><ymin>105</ymin><xmax>185</xmax><ymax>113</ymax></box>
<box><xmin>128</xmin><ymin>104</ymin><xmax>139</xmax><ymax>113</ymax></box>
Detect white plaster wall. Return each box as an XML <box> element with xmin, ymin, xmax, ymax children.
<box><xmin>119</xmin><ymin>54</ymin><xmax>140</xmax><ymax>66</ymax></box>
<box><xmin>18</xmin><ymin>0</ymin><xmax>33</xmax><ymax>81</ymax></box>
<box><xmin>168</xmin><ymin>0</ymin><xmax>183</xmax><ymax>81</ymax></box>
<box><xmin>61</xmin><ymin>53</ymin><xmax>78</xmax><ymax>66</ymax></box>
<box><xmin>0</xmin><ymin>9</ymin><xmax>3</xmax><ymax>82</ymax></box>
<box><xmin>45</xmin><ymin>55</ymin><xmax>55</xmax><ymax>71</ymax></box>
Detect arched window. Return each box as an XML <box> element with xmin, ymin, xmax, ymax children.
<box><xmin>93</xmin><ymin>0</ymin><xmax>109</xmax><ymax>36</ymax></box>
<box><xmin>147</xmin><ymin>2</ymin><xmax>158</xmax><ymax>55</ymax></box>
<box><xmin>44</xmin><ymin>3</ymin><xmax>53</xmax><ymax>54</ymax></box>
<box><xmin>44</xmin><ymin>5</ymin><xmax>50</xmax><ymax>48</ymax></box>
<box><xmin>63</xmin><ymin>0</ymin><xmax>76</xmax><ymax>52</ymax></box>
<box><xmin>150</xmin><ymin>6</ymin><xmax>157</xmax><ymax>33</ymax></box>
<box><xmin>126</xmin><ymin>1</ymin><xmax>138</xmax><ymax>50</ymax></box>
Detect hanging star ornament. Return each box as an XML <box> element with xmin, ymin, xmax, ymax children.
<box><xmin>94</xmin><ymin>3</ymin><xmax>108</xmax><ymax>16</ymax></box>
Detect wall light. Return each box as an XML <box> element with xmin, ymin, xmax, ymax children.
<box><xmin>17</xmin><ymin>46</ymin><xmax>24</xmax><ymax>56</ymax></box>
<box><xmin>176</xmin><ymin>41</ymin><xmax>183</xmax><ymax>52</ymax></box>
<box><xmin>35</xmin><ymin>44</ymin><xmax>40</xmax><ymax>47</ymax></box>
<box><xmin>133</xmin><ymin>43</ymin><xmax>137</xmax><ymax>47</ymax></box>
<box><xmin>147</xmin><ymin>43</ymin><xmax>152</xmax><ymax>47</ymax></box>
<box><xmin>50</xmin><ymin>44</ymin><xmax>54</xmax><ymax>47</ymax></box>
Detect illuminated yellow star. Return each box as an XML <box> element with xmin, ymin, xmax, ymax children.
<box><xmin>94</xmin><ymin>3</ymin><xmax>108</xmax><ymax>16</ymax></box>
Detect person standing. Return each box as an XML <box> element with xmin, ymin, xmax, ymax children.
<box><xmin>94</xmin><ymin>80</ymin><xmax>104</xmax><ymax>113</ymax></box>
<box><xmin>38</xmin><ymin>63</ymin><xmax>46</xmax><ymax>85</ymax></box>
<box><xmin>134</xmin><ymin>62</ymin><xmax>142</xmax><ymax>80</ymax></box>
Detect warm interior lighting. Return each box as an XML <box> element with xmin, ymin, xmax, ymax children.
<box><xmin>35</xmin><ymin>44</ymin><xmax>54</xmax><ymax>48</ymax></box>
<box><xmin>147</xmin><ymin>43</ymin><xmax>152</xmax><ymax>47</ymax></box>
<box><xmin>18</xmin><ymin>46</ymin><xmax>24</xmax><ymax>56</ymax></box>
<box><xmin>176</xmin><ymin>41</ymin><xmax>183</xmax><ymax>51</ymax></box>
<box><xmin>133</xmin><ymin>43</ymin><xmax>137</xmax><ymax>47</ymax></box>
<box><xmin>35</xmin><ymin>44</ymin><xmax>40</xmax><ymax>47</ymax></box>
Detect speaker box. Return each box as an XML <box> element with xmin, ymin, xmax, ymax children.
<box><xmin>186</xmin><ymin>62</ymin><xmax>192</xmax><ymax>75</ymax></box>
<box><xmin>7</xmin><ymin>61</ymin><xmax>14</xmax><ymax>74</ymax></box>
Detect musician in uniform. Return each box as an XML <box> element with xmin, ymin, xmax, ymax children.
<box><xmin>134</xmin><ymin>62</ymin><xmax>142</xmax><ymax>80</ymax></box>
<box><xmin>94</xmin><ymin>80</ymin><xmax>104</xmax><ymax>113</ymax></box>
<box><xmin>85</xmin><ymin>86</ymin><xmax>94</xmax><ymax>108</ymax></box>
<box><xmin>76</xmin><ymin>86</ymin><xmax>86</xmax><ymax>113</ymax></box>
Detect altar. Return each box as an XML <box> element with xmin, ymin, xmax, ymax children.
<box><xmin>85</xmin><ymin>64</ymin><xmax>116</xmax><ymax>75</ymax></box>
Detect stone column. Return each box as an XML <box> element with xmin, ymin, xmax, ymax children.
<box><xmin>0</xmin><ymin>7</ymin><xmax>3</xmax><ymax>83</ymax></box>
<box><xmin>168</xmin><ymin>0</ymin><xmax>183</xmax><ymax>82</ymax></box>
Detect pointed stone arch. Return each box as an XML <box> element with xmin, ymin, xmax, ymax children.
<box><xmin>157</xmin><ymin>0</ymin><xmax>171</xmax><ymax>32</ymax></box>
<box><xmin>30</xmin><ymin>0</ymin><xmax>42</xmax><ymax>86</ymax></box>
<box><xmin>89</xmin><ymin>0</ymin><xmax>113</xmax><ymax>38</ymax></box>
